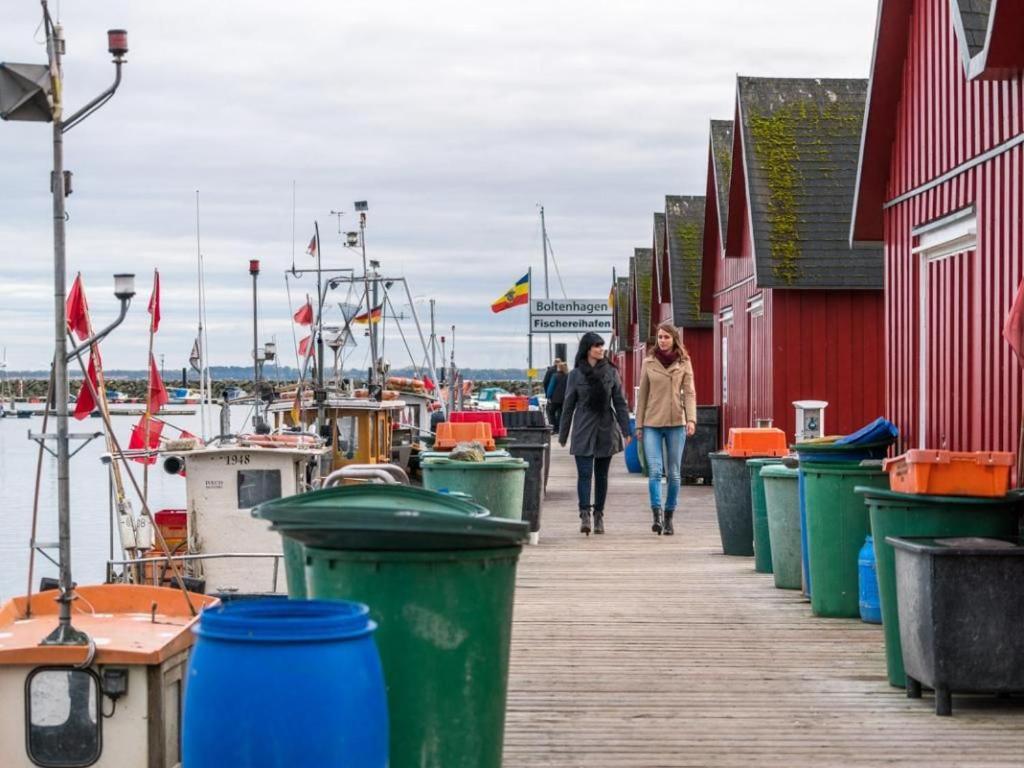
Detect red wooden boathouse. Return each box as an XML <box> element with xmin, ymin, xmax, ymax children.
<box><xmin>852</xmin><ymin>0</ymin><xmax>1024</xmax><ymax>453</ymax></box>
<box><xmin>625</xmin><ymin>247</ymin><xmax>653</xmax><ymax>407</ymax></box>
<box><xmin>700</xmin><ymin>79</ymin><xmax>887</xmax><ymax>443</ymax></box>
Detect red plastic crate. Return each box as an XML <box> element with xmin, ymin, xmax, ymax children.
<box><xmin>882</xmin><ymin>450</ymin><xmax>1014</xmax><ymax>497</ymax></box>
<box><xmin>449</xmin><ymin>411</ymin><xmax>507</xmax><ymax>438</ymax></box>
<box><xmin>499</xmin><ymin>396</ymin><xmax>530</xmax><ymax>413</ymax></box>
<box><xmin>433</xmin><ymin>422</ymin><xmax>496</xmax><ymax>451</ymax></box>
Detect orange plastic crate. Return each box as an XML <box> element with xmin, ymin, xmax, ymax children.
<box><xmin>433</xmin><ymin>421</ymin><xmax>496</xmax><ymax>451</ymax></box>
<box><xmin>725</xmin><ymin>428</ymin><xmax>788</xmax><ymax>458</ymax></box>
<box><xmin>882</xmin><ymin>450</ymin><xmax>1014</xmax><ymax>497</ymax></box>
<box><xmin>499</xmin><ymin>396</ymin><xmax>530</xmax><ymax>413</ymax></box>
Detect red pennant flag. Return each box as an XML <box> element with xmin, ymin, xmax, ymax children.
<box><xmin>293</xmin><ymin>300</ymin><xmax>314</xmax><ymax>326</ymax></box>
<box><xmin>298</xmin><ymin>335</ymin><xmax>314</xmax><ymax>358</ymax></box>
<box><xmin>423</xmin><ymin>374</ymin><xmax>436</xmax><ymax>392</ymax></box>
<box><xmin>147</xmin><ymin>270</ymin><xmax>161</xmax><ymax>333</ymax></box>
<box><xmin>148</xmin><ymin>354</ymin><xmax>169</xmax><ymax>411</ymax></box>
<box><xmin>66</xmin><ymin>274</ymin><xmax>91</xmax><ymax>341</ymax></box>
<box><xmin>306</xmin><ymin>234</ymin><xmax>318</xmax><ymax>258</ymax></box>
<box><xmin>128</xmin><ymin>415</ymin><xmax>165</xmax><ymax>464</ymax></box>
<box><xmin>73</xmin><ymin>351</ymin><xmax>101</xmax><ymax>420</ymax></box>
<box><xmin>1004</xmin><ymin>279</ymin><xmax>1024</xmax><ymax>366</ymax></box>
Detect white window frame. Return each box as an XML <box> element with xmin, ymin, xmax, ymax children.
<box><xmin>719</xmin><ymin>307</ymin><xmax>734</xmax><ymax>405</ymax></box>
<box><xmin>911</xmin><ymin>206</ymin><xmax>977</xmax><ymax>448</ymax></box>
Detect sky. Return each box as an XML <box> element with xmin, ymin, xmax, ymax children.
<box><xmin>1</xmin><ymin>0</ymin><xmax>879</xmax><ymax>372</ymax></box>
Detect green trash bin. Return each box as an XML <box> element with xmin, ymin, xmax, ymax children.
<box><xmin>803</xmin><ymin>461</ymin><xmax>889</xmax><ymax>618</ymax></box>
<box><xmin>761</xmin><ymin>464</ymin><xmax>801</xmax><ymax>590</ymax></box>
<box><xmin>856</xmin><ymin>486</ymin><xmax>1023</xmax><ymax>688</ymax></box>
<box><xmin>422</xmin><ymin>456</ymin><xmax>527</xmax><ymax>521</ymax></box>
<box><xmin>253</xmin><ymin>484</ymin><xmax>530</xmax><ymax>767</ymax></box>
<box><xmin>748</xmin><ymin>458</ymin><xmax>783</xmax><ymax>573</ymax></box>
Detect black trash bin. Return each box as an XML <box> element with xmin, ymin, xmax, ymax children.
<box><xmin>503</xmin><ymin>412</ymin><xmax>552</xmax><ymax>495</ymax></box>
<box><xmin>506</xmin><ymin>437</ymin><xmax>548</xmax><ymax>544</ymax></box>
<box><xmin>889</xmin><ymin>535</ymin><xmax>1024</xmax><ymax>716</ymax></box>
<box><xmin>682</xmin><ymin>405</ymin><xmax>720</xmax><ymax>484</ymax></box>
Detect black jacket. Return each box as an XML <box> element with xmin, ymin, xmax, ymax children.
<box><xmin>558</xmin><ymin>360</ymin><xmax>631</xmax><ymax>457</ymax></box>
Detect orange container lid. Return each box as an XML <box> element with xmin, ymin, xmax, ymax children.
<box><xmin>884</xmin><ymin>450</ymin><xmax>1015</xmax><ymax>470</ymax></box>
<box><xmin>726</xmin><ymin>427</ymin><xmax>788</xmax><ymax>458</ymax></box>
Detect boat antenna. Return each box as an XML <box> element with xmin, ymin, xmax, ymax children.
<box><xmin>313</xmin><ymin>221</ymin><xmax>327</xmax><ymax>443</ymax></box>
<box><xmin>290</xmin><ymin>180</ymin><xmax>297</xmax><ymax>276</ymax></box>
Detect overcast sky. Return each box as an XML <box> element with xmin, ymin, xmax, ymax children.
<box><xmin>1</xmin><ymin>1</ymin><xmax>878</xmax><ymax>372</ymax></box>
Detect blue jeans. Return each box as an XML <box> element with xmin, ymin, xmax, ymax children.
<box><xmin>574</xmin><ymin>455</ymin><xmax>611</xmax><ymax>513</ymax></box>
<box><xmin>643</xmin><ymin>426</ymin><xmax>685</xmax><ymax>511</ymax></box>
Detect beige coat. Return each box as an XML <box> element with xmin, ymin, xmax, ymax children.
<box><xmin>636</xmin><ymin>355</ymin><xmax>697</xmax><ymax>428</ymax></box>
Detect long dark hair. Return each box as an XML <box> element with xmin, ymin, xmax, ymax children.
<box><xmin>574</xmin><ymin>332</ymin><xmax>605</xmax><ymax>368</ymax></box>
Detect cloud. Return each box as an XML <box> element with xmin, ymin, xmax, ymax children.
<box><xmin>0</xmin><ymin>0</ymin><xmax>877</xmax><ymax>370</ymax></box>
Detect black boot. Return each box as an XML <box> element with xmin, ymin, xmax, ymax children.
<box><xmin>663</xmin><ymin>509</ymin><xmax>675</xmax><ymax>536</ymax></box>
<box><xmin>651</xmin><ymin>507</ymin><xmax>663</xmax><ymax>535</ymax></box>
<box><xmin>579</xmin><ymin>508</ymin><xmax>592</xmax><ymax>535</ymax></box>
<box><xmin>593</xmin><ymin>510</ymin><xmax>605</xmax><ymax>534</ymax></box>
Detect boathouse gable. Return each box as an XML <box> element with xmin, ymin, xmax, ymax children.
<box><xmin>852</xmin><ymin>0</ymin><xmax>1024</xmax><ymax>453</ymax></box>
<box><xmin>703</xmin><ymin>80</ymin><xmax>886</xmax><ymax>443</ymax></box>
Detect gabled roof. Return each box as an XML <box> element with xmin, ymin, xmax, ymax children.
<box><xmin>710</xmin><ymin>121</ymin><xmax>733</xmax><ymax>239</ymax></box>
<box><xmin>734</xmin><ymin>76</ymin><xmax>882</xmax><ymax>289</ymax></box>
<box><xmin>632</xmin><ymin>247</ymin><xmax>654</xmax><ymax>343</ymax></box>
<box><xmin>852</xmin><ymin>0</ymin><xmax>1024</xmax><ymax>241</ymax></box>
<box><xmin>665</xmin><ymin>195</ymin><xmax>712</xmax><ymax>328</ymax></box>
<box><xmin>653</xmin><ymin>212</ymin><xmax>667</xmax><ymax>304</ymax></box>
<box><xmin>613</xmin><ymin>276</ymin><xmax>631</xmax><ymax>351</ymax></box>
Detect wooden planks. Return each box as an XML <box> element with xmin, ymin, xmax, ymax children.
<box><xmin>503</xmin><ymin>445</ymin><xmax>1024</xmax><ymax>767</ymax></box>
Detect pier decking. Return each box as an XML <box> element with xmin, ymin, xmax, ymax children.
<box><xmin>503</xmin><ymin>445</ymin><xmax>1024</xmax><ymax>767</ymax></box>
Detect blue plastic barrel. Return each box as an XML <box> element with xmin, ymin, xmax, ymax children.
<box><xmin>624</xmin><ymin>417</ymin><xmax>643</xmax><ymax>473</ymax></box>
<box><xmin>183</xmin><ymin>599</ymin><xmax>388</xmax><ymax>767</ymax></box>
<box><xmin>858</xmin><ymin>534</ymin><xmax>882</xmax><ymax>624</ymax></box>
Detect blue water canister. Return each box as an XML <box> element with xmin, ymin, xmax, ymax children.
<box><xmin>624</xmin><ymin>416</ymin><xmax>643</xmax><ymax>473</ymax></box>
<box><xmin>858</xmin><ymin>535</ymin><xmax>882</xmax><ymax>624</ymax></box>
<box><xmin>183</xmin><ymin>599</ymin><xmax>388</xmax><ymax>767</ymax></box>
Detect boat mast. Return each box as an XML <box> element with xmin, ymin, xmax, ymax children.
<box><xmin>540</xmin><ymin>205</ymin><xmax>552</xmax><ymax>362</ymax></box>
<box><xmin>195</xmin><ymin>191</ymin><xmax>209</xmax><ymax>439</ymax></box>
<box><xmin>314</xmin><ymin>222</ymin><xmax>326</xmax><ymax>438</ymax></box>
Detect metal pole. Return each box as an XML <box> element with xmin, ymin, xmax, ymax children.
<box><xmin>314</xmin><ymin>222</ymin><xmax>326</xmax><ymax>438</ymax></box>
<box><xmin>429</xmin><ymin>298</ymin><xmax>436</xmax><ymax>373</ymax></box>
<box><xmin>250</xmin><ymin>259</ymin><xmax>261</xmax><ymax>429</ymax></box>
<box><xmin>360</xmin><ymin>214</ymin><xmax>378</xmax><ymax>385</ymax></box>
<box><xmin>527</xmin><ymin>267</ymin><xmax>534</xmax><ymax>383</ymax></box>
<box><xmin>540</xmin><ymin>206</ymin><xmax>552</xmax><ymax>362</ymax></box>
<box><xmin>43</xmin><ymin>6</ymin><xmax>86</xmax><ymax>645</ymax></box>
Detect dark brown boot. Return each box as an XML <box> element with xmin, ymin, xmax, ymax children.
<box><xmin>579</xmin><ymin>508</ymin><xmax>592</xmax><ymax>535</ymax></box>
<box><xmin>593</xmin><ymin>510</ymin><xmax>604</xmax><ymax>534</ymax></box>
<box><xmin>651</xmin><ymin>507</ymin><xmax>663</xmax><ymax>535</ymax></box>
<box><xmin>663</xmin><ymin>509</ymin><xmax>675</xmax><ymax>536</ymax></box>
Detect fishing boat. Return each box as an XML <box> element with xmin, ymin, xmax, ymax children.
<box><xmin>167</xmin><ymin>386</ymin><xmax>201</xmax><ymax>404</ymax></box>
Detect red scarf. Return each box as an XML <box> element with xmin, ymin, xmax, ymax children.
<box><xmin>654</xmin><ymin>347</ymin><xmax>678</xmax><ymax>368</ymax></box>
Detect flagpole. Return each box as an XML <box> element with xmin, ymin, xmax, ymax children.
<box><xmin>527</xmin><ymin>267</ymin><xmax>533</xmax><ymax>384</ymax></box>
<box><xmin>314</xmin><ymin>221</ymin><xmax>326</xmax><ymax>440</ymax></box>
<box><xmin>194</xmin><ymin>190</ymin><xmax>208</xmax><ymax>440</ymax></box>
<box><xmin>142</xmin><ymin>269</ymin><xmax>157</xmax><ymax>502</ymax></box>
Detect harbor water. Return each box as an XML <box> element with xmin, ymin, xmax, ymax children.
<box><xmin>0</xmin><ymin>407</ymin><xmax>256</xmax><ymax>601</ymax></box>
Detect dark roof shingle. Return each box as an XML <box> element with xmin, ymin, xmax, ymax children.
<box><xmin>738</xmin><ymin>77</ymin><xmax>882</xmax><ymax>290</ymax></box>
<box><xmin>632</xmin><ymin>247</ymin><xmax>654</xmax><ymax>344</ymax></box>
<box><xmin>955</xmin><ymin>0</ymin><xmax>993</xmax><ymax>58</ymax></box>
<box><xmin>709</xmin><ymin>120</ymin><xmax>733</xmax><ymax>239</ymax></box>
<box><xmin>665</xmin><ymin>195</ymin><xmax>712</xmax><ymax>328</ymax></box>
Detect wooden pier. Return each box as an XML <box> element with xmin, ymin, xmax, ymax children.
<box><xmin>503</xmin><ymin>445</ymin><xmax>1024</xmax><ymax>767</ymax></box>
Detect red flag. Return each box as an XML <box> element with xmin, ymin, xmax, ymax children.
<box><xmin>73</xmin><ymin>351</ymin><xmax>101</xmax><ymax>420</ymax></box>
<box><xmin>128</xmin><ymin>415</ymin><xmax>165</xmax><ymax>464</ymax></box>
<box><xmin>298</xmin><ymin>335</ymin><xmax>314</xmax><ymax>358</ymax></box>
<box><xmin>1004</xmin><ymin>279</ymin><xmax>1024</xmax><ymax>366</ymax></box>
<box><xmin>66</xmin><ymin>274</ymin><xmax>90</xmax><ymax>341</ymax></box>
<box><xmin>147</xmin><ymin>270</ymin><xmax>161</xmax><ymax>333</ymax></box>
<box><xmin>293</xmin><ymin>300</ymin><xmax>314</xmax><ymax>326</ymax></box>
<box><xmin>148</xmin><ymin>354</ymin><xmax>169</xmax><ymax>411</ymax></box>
<box><xmin>306</xmin><ymin>234</ymin><xmax>318</xmax><ymax>258</ymax></box>
<box><xmin>423</xmin><ymin>374</ymin><xmax>436</xmax><ymax>392</ymax></box>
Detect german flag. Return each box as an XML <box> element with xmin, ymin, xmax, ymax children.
<box><xmin>491</xmin><ymin>272</ymin><xmax>529</xmax><ymax>313</ymax></box>
<box><xmin>353</xmin><ymin>304</ymin><xmax>383</xmax><ymax>324</ymax></box>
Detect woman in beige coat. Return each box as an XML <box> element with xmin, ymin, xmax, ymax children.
<box><xmin>635</xmin><ymin>322</ymin><xmax>697</xmax><ymax>535</ymax></box>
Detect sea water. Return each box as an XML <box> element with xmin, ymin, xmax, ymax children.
<box><xmin>0</xmin><ymin>408</ymin><xmax>257</xmax><ymax>601</ymax></box>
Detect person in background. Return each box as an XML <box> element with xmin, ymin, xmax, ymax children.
<box><xmin>546</xmin><ymin>360</ymin><xmax>568</xmax><ymax>431</ymax></box>
<box><xmin>541</xmin><ymin>358</ymin><xmax>560</xmax><ymax>397</ymax></box>
<box><xmin>559</xmin><ymin>333</ymin><xmax>631</xmax><ymax>535</ymax></box>
<box><xmin>635</xmin><ymin>321</ymin><xmax>697</xmax><ymax>535</ymax></box>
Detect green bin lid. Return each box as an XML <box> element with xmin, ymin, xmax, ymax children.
<box><xmin>747</xmin><ymin>457</ymin><xmax>784</xmax><ymax>469</ymax></box>
<box><xmin>253</xmin><ymin>484</ymin><xmax>529</xmax><ymax>551</ymax></box>
<box><xmin>421</xmin><ymin>457</ymin><xmax>527</xmax><ymax>470</ymax></box>
<box><xmin>760</xmin><ymin>464</ymin><xmax>798</xmax><ymax>479</ymax></box>
<box><xmin>854</xmin><ymin>486</ymin><xmax>1024</xmax><ymax>507</ymax></box>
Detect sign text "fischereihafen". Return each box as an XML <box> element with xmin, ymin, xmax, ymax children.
<box><xmin>529</xmin><ymin>298</ymin><xmax>612</xmax><ymax>333</ymax></box>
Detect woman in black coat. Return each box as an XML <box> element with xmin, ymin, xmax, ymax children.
<box><xmin>558</xmin><ymin>333</ymin><xmax>632</xmax><ymax>535</ymax></box>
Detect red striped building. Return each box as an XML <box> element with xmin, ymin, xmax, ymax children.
<box><xmin>852</xmin><ymin>0</ymin><xmax>1024</xmax><ymax>453</ymax></box>
<box><xmin>701</xmin><ymin>81</ymin><xmax>887</xmax><ymax>443</ymax></box>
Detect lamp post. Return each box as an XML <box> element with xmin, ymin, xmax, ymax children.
<box><xmin>32</xmin><ymin>9</ymin><xmax>130</xmax><ymax>646</ymax></box>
